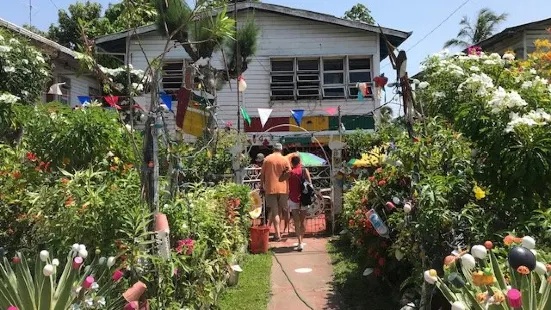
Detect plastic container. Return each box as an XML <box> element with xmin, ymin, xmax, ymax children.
<box><xmin>366</xmin><ymin>209</ymin><xmax>390</xmax><ymax>238</ymax></box>
<box><xmin>250</xmin><ymin>225</ymin><xmax>270</xmax><ymax>254</ymax></box>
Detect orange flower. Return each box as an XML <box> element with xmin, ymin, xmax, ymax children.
<box><xmin>110</xmin><ymin>165</ymin><xmax>118</xmax><ymax>172</ymax></box>
<box><xmin>61</xmin><ymin>178</ymin><xmax>69</xmax><ymax>184</ymax></box>
<box><xmin>12</xmin><ymin>171</ymin><xmax>21</xmax><ymax>179</ymax></box>
<box><xmin>378</xmin><ymin>180</ymin><xmax>387</xmax><ymax>186</ymax></box>
<box><xmin>65</xmin><ymin>196</ymin><xmax>74</xmax><ymax>207</ymax></box>
<box><xmin>504</xmin><ymin>235</ymin><xmax>516</xmax><ymax>246</ymax></box>
<box><xmin>517</xmin><ymin>266</ymin><xmax>530</xmax><ymax>275</ymax></box>
<box><xmin>375</xmin><ymin>167</ymin><xmax>383</xmax><ymax>174</ymax></box>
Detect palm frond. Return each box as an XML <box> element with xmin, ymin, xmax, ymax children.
<box><xmin>443</xmin><ymin>38</ymin><xmax>470</xmax><ymax>48</ymax></box>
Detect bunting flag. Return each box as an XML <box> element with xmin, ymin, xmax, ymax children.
<box><xmin>324</xmin><ymin>107</ymin><xmax>337</xmax><ymax>116</ymax></box>
<box><xmin>78</xmin><ymin>96</ymin><xmax>91</xmax><ymax>105</ymax></box>
<box><xmin>160</xmin><ymin>94</ymin><xmax>173</xmax><ymax>111</ymax></box>
<box><xmin>176</xmin><ymin>88</ymin><xmax>191</xmax><ymax>129</ymax></box>
<box><xmin>105</xmin><ymin>96</ymin><xmax>121</xmax><ymax>110</ymax></box>
<box><xmin>241</xmin><ymin>107</ymin><xmax>251</xmax><ymax>126</ymax></box>
<box><xmin>133</xmin><ymin>96</ymin><xmax>148</xmax><ymax>111</ymax></box>
<box><xmin>291</xmin><ymin>109</ymin><xmax>305</xmax><ymax>126</ymax></box>
<box><xmin>258</xmin><ymin>108</ymin><xmax>272</xmax><ymax>128</ymax></box>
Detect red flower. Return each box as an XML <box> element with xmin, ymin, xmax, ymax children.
<box><xmin>361</xmin><ymin>197</ymin><xmax>368</xmax><ymax>205</ymax></box>
<box><xmin>26</xmin><ymin>152</ymin><xmax>37</xmax><ymax>161</ymax></box>
<box><xmin>65</xmin><ymin>196</ymin><xmax>74</xmax><ymax>207</ymax></box>
<box><xmin>368</xmin><ymin>176</ymin><xmax>375</xmax><ymax>182</ymax></box>
<box><xmin>413</xmin><ymin>137</ymin><xmax>420</xmax><ymax>143</ymax></box>
<box><xmin>44</xmin><ymin>162</ymin><xmax>50</xmax><ymax>172</ymax></box>
<box><xmin>378</xmin><ymin>180</ymin><xmax>387</xmax><ymax>186</ymax></box>
<box><xmin>374</xmin><ymin>268</ymin><xmax>382</xmax><ymax>277</ymax></box>
<box><xmin>375</xmin><ymin>168</ymin><xmax>383</xmax><ymax>174</ymax></box>
<box><xmin>61</xmin><ymin>178</ymin><xmax>69</xmax><ymax>184</ymax></box>
<box><xmin>348</xmin><ymin>219</ymin><xmax>355</xmax><ymax>227</ymax></box>
<box><xmin>378</xmin><ymin>257</ymin><xmax>386</xmax><ymax>266</ymax></box>
<box><xmin>12</xmin><ymin>171</ymin><xmax>21</xmax><ymax>179</ymax></box>
<box><xmin>176</xmin><ymin>238</ymin><xmax>194</xmax><ymax>255</ymax></box>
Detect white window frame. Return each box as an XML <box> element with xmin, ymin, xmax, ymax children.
<box><xmin>347</xmin><ymin>56</ymin><xmax>373</xmax><ymax>98</ymax></box>
<box><xmin>322</xmin><ymin>57</ymin><xmax>346</xmax><ymax>99</ymax></box>
<box><xmin>269</xmin><ymin>56</ymin><xmax>373</xmax><ymax>101</ymax></box>
<box><xmin>161</xmin><ymin>59</ymin><xmax>186</xmax><ymax>94</ymax></box>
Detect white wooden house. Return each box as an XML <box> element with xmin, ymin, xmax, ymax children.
<box><xmin>95</xmin><ymin>2</ymin><xmax>410</xmax><ymax>147</ymax></box>
<box><xmin>0</xmin><ymin>18</ymin><xmax>101</xmax><ymax>107</ymax></box>
<box><xmin>471</xmin><ymin>17</ymin><xmax>551</xmax><ymax>59</ymax></box>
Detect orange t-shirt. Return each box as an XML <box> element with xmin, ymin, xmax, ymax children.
<box><xmin>261</xmin><ymin>152</ymin><xmax>291</xmax><ymax>195</ymax></box>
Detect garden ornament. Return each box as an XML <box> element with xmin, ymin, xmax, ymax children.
<box><xmin>507</xmin><ymin>289</ymin><xmax>522</xmax><ymax>308</ymax></box>
<box><xmin>508</xmin><ymin>246</ymin><xmax>536</xmax><ymax>271</ymax></box>
<box><xmin>471</xmin><ymin>245</ymin><xmax>487</xmax><ymax>259</ymax></box>
<box><xmin>47</xmin><ymin>82</ymin><xmax>65</xmax><ymax>96</ymax></box>
<box><xmin>521</xmin><ymin>236</ymin><xmax>536</xmax><ymax>249</ymax></box>
<box><xmin>155</xmin><ymin>213</ymin><xmax>171</xmax><ymax>259</ymax></box>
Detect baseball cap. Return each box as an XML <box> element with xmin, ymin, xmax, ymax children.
<box><xmin>255</xmin><ymin>153</ymin><xmax>265</xmax><ymax>162</ymax></box>
<box><xmin>273</xmin><ymin>143</ymin><xmax>283</xmax><ymax>151</ymax></box>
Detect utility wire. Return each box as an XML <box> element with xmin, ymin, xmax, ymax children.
<box><xmin>381</xmin><ymin>0</ymin><xmax>472</xmax><ymax>70</ymax></box>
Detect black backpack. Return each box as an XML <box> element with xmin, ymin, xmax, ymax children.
<box><xmin>299</xmin><ymin>168</ymin><xmax>316</xmax><ymax>206</ymax></box>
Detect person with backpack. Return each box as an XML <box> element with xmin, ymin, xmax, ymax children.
<box><xmin>281</xmin><ymin>154</ymin><xmax>314</xmax><ymax>251</ymax></box>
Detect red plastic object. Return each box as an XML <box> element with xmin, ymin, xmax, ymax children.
<box><xmin>250</xmin><ymin>225</ymin><xmax>270</xmax><ymax>254</ymax></box>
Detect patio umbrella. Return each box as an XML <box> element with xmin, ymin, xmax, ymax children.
<box><xmin>286</xmin><ymin>151</ymin><xmax>327</xmax><ymax>167</ymax></box>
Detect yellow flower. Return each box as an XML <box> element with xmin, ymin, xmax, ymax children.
<box><xmin>207</xmin><ymin>150</ymin><xmax>212</xmax><ymax>158</ymax></box>
<box><xmin>535</xmin><ymin>39</ymin><xmax>551</xmax><ymax>49</ymax></box>
<box><xmin>113</xmin><ymin>157</ymin><xmax>120</xmax><ymax>164</ymax></box>
<box><xmin>473</xmin><ymin>185</ymin><xmax>485</xmax><ymax>200</ymax></box>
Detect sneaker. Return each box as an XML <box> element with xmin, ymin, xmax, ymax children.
<box><xmin>294</xmin><ymin>243</ymin><xmax>304</xmax><ymax>252</ymax></box>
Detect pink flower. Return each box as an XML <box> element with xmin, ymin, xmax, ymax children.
<box><xmin>176</xmin><ymin>238</ymin><xmax>194</xmax><ymax>255</ymax></box>
<box><xmin>72</xmin><ymin>256</ymin><xmax>83</xmax><ymax>270</ymax></box>
<box><xmin>82</xmin><ymin>276</ymin><xmax>94</xmax><ymax>289</ymax></box>
<box><xmin>112</xmin><ymin>269</ymin><xmax>124</xmax><ymax>281</ymax></box>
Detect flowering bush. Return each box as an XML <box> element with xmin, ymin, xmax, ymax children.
<box><xmin>426</xmin><ymin>235</ymin><xmax>551</xmax><ymax>309</ymax></box>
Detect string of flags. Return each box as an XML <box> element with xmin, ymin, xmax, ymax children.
<box><xmin>77</xmin><ymin>94</ymin><xmax>174</xmax><ymax>112</ymax></box>
<box><xmin>240</xmin><ymin>106</ymin><xmax>341</xmax><ymax>128</ymax></box>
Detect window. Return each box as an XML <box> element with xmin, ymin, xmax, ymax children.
<box><xmin>270</xmin><ymin>56</ymin><xmax>372</xmax><ymax>101</ymax></box>
<box><xmin>347</xmin><ymin>57</ymin><xmax>372</xmax><ymax>98</ymax></box>
<box><xmin>59</xmin><ymin>77</ymin><xmax>71</xmax><ymax>105</ymax></box>
<box><xmin>89</xmin><ymin>86</ymin><xmax>101</xmax><ymax>98</ymax></box>
<box><xmin>161</xmin><ymin>60</ymin><xmax>185</xmax><ymax>94</ymax></box>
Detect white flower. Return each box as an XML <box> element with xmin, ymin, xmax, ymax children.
<box><xmin>424</xmin><ymin>270</ymin><xmax>438</xmax><ymax>284</ymax></box>
<box><xmin>21</xmin><ymin>59</ymin><xmax>29</xmax><ymax>65</ymax></box>
<box><xmin>483</xmin><ymin>59</ymin><xmax>498</xmax><ymax>65</ymax></box>
<box><xmin>0</xmin><ymin>93</ymin><xmax>20</xmax><ymax>104</ymax></box>
<box><xmin>505</xmin><ymin>110</ymin><xmax>551</xmax><ymax>132</ymax></box>
<box><xmin>106</xmin><ymin>151</ymin><xmax>115</xmax><ymax>157</ymax></box>
<box><xmin>458</xmin><ymin>73</ymin><xmax>494</xmax><ymax>96</ymax></box>
<box><xmin>469</xmin><ymin>66</ymin><xmax>480</xmax><ymax>72</ymax></box>
<box><xmin>418</xmin><ymin>81</ymin><xmax>430</xmax><ymax>89</ymax></box>
<box><xmin>4</xmin><ymin>67</ymin><xmax>15</xmax><ymax>73</ymax></box>
<box><xmin>9</xmin><ymin>38</ymin><xmax>19</xmax><ymax>44</ymax></box>
<box><xmin>433</xmin><ymin>91</ymin><xmax>445</xmax><ymax>98</ymax></box>
<box><xmin>85</xmin><ymin>298</ymin><xmax>94</xmax><ymax>306</ymax></box>
<box><xmin>43</xmin><ymin>264</ymin><xmax>54</xmax><ymax>276</ymax></box>
<box><xmin>107</xmin><ymin>256</ymin><xmax>116</xmax><ymax>268</ymax></box>
<box><xmin>460</xmin><ymin>254</ymin><xmax>476</xmax><ymax>270</ymax></box>
<box><xmin>530</xmin><ymin>68</ymin><xmax>537</xmax><ymax>74</ymax></box>
<box><xmin>490</xmin><ymin>53</ymin><xmax>501</xmax><ymax>60</ymax></box>
<box><xmin>0</xmin><ymin>45</ymin><xmax>11</xmax><ymax>53</ymax></box>
<box><xmin>97</xmin><ymin>297</ymin><xmax>106</xmax><ymax>306</ymax></box>
<box><xmin>21</xmin><ymin>90</ymin><xmax>29</xmax><ymax>96</ymax></box>
<box><xmin>471</xmin><ymin>245</ymin><xmax>487</xmax><ymax>259</ymax></box>
<box><xmin>535</xmin><ymin>262</ymin><xmax>547</xmax><ymax>275</ymax></box>
<box><xmin>36</xmin><ymin>55</ymin><xmax>45</xmax><ymax>63</ymax></box>
<box><xmin>52</xmin><ymin>259</ymin><xmax>60</xmax><ymax>266</ymax></box>
<box><xmin>502</xmin><ymin>53</ymin><xmax>515</xmax><ymax>61</ymax></box>
<box><xmin>0</xmin><ymin>35</ymin><xmax>4</xmax><ymax>41</ymax></box>
<box><xmin>488</xmin><ymin>87</ymin><xmax>528</xmax><ymax>113</ymax></box>
<box><xmin>40</xmin><ymin>250</ymin><xmax>49</xmax><ymax>262</ymax></box>
<box><xmin>534</xmin><ymin>75</ymin><xmax>549</xmax><ymax>85</ymax></box>
<box><xmin>91</xmin><ymin>282</ymin><xmax>99</xmax><ymax>290</ymax></box>
<box><xmin>521</xmin><ymin>81</ymin><xmax>533</xmax><ymax>89</ymax></box>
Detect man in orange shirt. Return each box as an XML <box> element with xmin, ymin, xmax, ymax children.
<box><xmin>260</xmin><ymin>143</ymin><xmax>291</xmax><ymax>241</ymax></box>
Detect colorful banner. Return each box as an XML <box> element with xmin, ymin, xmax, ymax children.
<box><xmin>324</xmin><ymin>107</ymin><xmax>337</xmax><ymax>116</ymax></box>
<box><xmin>160</xmin><ymin>94</ymin><xmax>172</xmax><ymax>111</ymax></box>
<box><xmin>241</xmin><ymin>107</ymin><xmax>251</xmax><ymax>126</ymax></box>
<box><xmin>78</xmin><ymin>96</ymin><xmax>91</xmax><ymax>105</ymax></box>
<box><xmin>258</xmin><ymin>108</ymin><xmax>272</xmax><ymax>128</ymax></box>
<box><xmin>104</xmin><ymin>96</ymin><xmax>121</xmax><ymax>110</ymax></box>
<box><xmin>291</xmin><ymin>109</ymin><xmax>305</xmax><ymax>126</ymax></box>
<box><xmin>133</xmin><ymin>96</ymin><xmax>148</xmax><ymax>111</ymax></box>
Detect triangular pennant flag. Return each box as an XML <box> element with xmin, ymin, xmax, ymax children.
<box><xmin>160</xmin><ymin>94</ymin><xmax>172</xmax><ymax>111</ymax></box>
<box><xmin>324</xmin><ymin>107</ymin><xmax>337</xmax><ymax>116</ymax></box>
<box><xmin>258</xmin><ymin>108</ymin><xmax>272</xmax><ymax>128</ymax></box>
<box><xmin>48</xmin><ymin>82</ymin><xmax>65</xmax><ymax>95</ymax></box>
<box><xmin>105</xmin><ymin>96</ymin><xmax>121</xmax><ymax>110</ymax></box>
<box><xmin>78</xmin><ymin>96</ymin><xmax>91</xmax><ymax>105</ymax></box>
<box><xmin>358</xmin><ymin>91</ymin><xmax>364</xmax><ymax>101</ymax></box>
<box><xmin>133</xmin><ymin>96</ymin><xmax>148</xmax><ymax>111</ymax></box>
<box><xmin>291</xmin><ymin>109</ymin><xmax>305</xmax><ymax>126</ymax></box>
<box><xmin>241</xmin><ymin>107</ymin><xmax>251</xmax><ymax>126</ymax></box>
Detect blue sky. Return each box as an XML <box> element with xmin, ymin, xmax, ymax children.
<box><xmin>4</xmin><ymin>0</ymin><xmax>551</xmax><ymax>80</ymax></box>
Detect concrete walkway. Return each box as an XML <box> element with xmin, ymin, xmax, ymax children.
<box><xmin>268</xmin><ymin>237</ymin><xmax>341</xmax><ymax>310</ymax></box>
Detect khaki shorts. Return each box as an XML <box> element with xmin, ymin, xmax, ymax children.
<box><xmin>265</xmin><ymin>193</ymin><xmax>289</xmax><ymax>215</ymax></box>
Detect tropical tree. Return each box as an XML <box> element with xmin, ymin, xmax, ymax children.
<box><xmin>343</xmin><ymin>3</ymin><xmax>375</xmax><ymax>24</ymax></box>
<box><xmin>444</xmin><ymin>8</ymin><xmax>508</xmax><ymax>48</ymax></box>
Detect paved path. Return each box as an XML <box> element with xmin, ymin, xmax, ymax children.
<box><xmin>268</xmin><ymin>237</ymin><xmax>341</xmax><ymax>310</ymax></box>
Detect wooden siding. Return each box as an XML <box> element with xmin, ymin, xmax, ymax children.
<box><xmin>525</xmin><ymin>28</ymin><xmax>551</xmax><ymax>54</ymax></box>
<box><xmin>128</xmin><ymin>9</ymin><xmax>381</xmax><ymax>138</ymax></box>
<box><xmin>51</xmin><ymin>63</ymin><xmax>100</xmax><ymax>107</ymax></box>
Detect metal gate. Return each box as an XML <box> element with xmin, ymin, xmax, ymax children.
<box><xmin>244</xmin><ymin>165</ymin><xmax>333</xmax><ymax>235</ymax></box>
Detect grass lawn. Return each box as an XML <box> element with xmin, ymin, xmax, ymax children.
<box><xmin>327</xmin><ymin>237</ymin><xmax>399</xmax><ymax>310</ymax></box>
<box><xmin>219</xmin><ymin>253</ymin><xmax>273</xmax><ymax>310</ymax></box>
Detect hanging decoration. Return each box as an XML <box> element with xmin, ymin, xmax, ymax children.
<box><xmin>324</xmin><ymin>107</ymin><xmax>338</xmax><ymax>116</ymax></box>
<box><xmin>241</xmin><ymin>107</ymin><xmax>251</xmax><ymax>126</ymax></box>
<box><xmin>238</xmin><ymin>76</ymin><xmax>247</xmax><ymax>92</ymax></box>
<box><xmin>373</xmin><ymin>74</ymin><xmax>389</xmax><ymax>100</ymax></box>
<box><xmin>160</xmin><ymin>94</ymin><xmax>173</xmax><ymax>111</ymax></box>
<box><xmin>258</xmin><ymin>108</ymin><xmax>272</xmax><ymax>128</ymax></box>
<box><xmin>176</xmin><ymin>88</ymin><xmax>191</xmax><ymax>129</ymax></box>
<box><xmin>291</xmin><ymin>109</ymin><xmax>305</xmax><ymax>126</ymax></box>
<box><xmin>133</xmin><ymin>96</ymin><xmax>148</xmax><ymax>111</ymax></box>
<box><xmin>77</xmin><ymin>96</ymin><xmax>91</xmax><ymax>105</ymax></box>
<box><xmin>48</xmin><ymin>82</ymin><xmax>65</xmax><ymax>96</ymax></box>
<box><xmin>154</xmin><ymin>213</ymin><xmax>170</xmax><ymax>260</ymax></box>
<box><xmin>105</xmin><ymin>96</ymin><xmax>121</xmax><ymax>110</ymax></box>
<box><xmin>356</xmin><ymin>83</ymin><xmax>370</xmax><ymax>101</ymax></box>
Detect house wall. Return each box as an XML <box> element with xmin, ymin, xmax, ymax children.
<box><xmin>51</xmin><ymin>61</ymin><xmax>101</xmax><ymax>107</ymax></box>
<box><xmin>127</xmin><ymin>10</ymin><xmax>381</xmax><ymax>139</ymax></box>
<box><xmin>524</xmin><ymin>28</ymin><xmax>551</xmax><ymax>55</ymax></box>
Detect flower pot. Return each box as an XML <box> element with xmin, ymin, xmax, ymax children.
<box><xmin>250</xmin><ymin>225</ymin><xmax>270</xmax><ymax>254</ymax></box>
